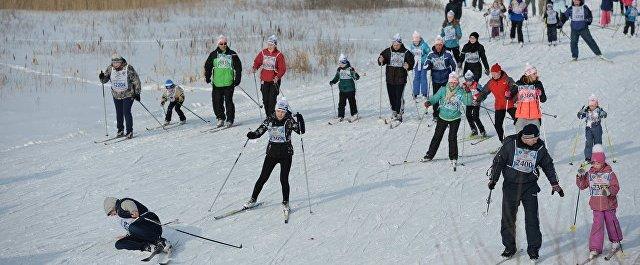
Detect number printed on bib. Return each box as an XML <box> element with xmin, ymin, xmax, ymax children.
<box><xmin>268</xmin><ymin>126</ymin><xmax>286</xmax><ymax>143</ymax></box>
<box><xmin>589</xmin><ymin>172</ymin><xmax>611</xmax><ymax>196</ymax></box>
<box><xmin>390</xmin><ymin>52</ymin><xmax>405</xmax><ymax>67</ymax></box>
<box><xmin>110</xmin><ymin>68</ymin><xmax>129</xmax><ymax>92</ymax></box>
<box><xmin>262</xmin><ymin>55</ymin><xmax>277</xmax><ymax>70</ymax></box>
<box><xmin>339</xmin><ymin>69</ymin><xmax>352</xmax><ymax>80</ymax></box>
<box><xmin>517</xmin><ymin>85</ymin><xmax>537</xmax><ymax>103</ymax></box>
<box><xmin>432</xmin><ymin>56</ymin><xmax>447</xmax><ymax>70</ymax></box>
<box><xmin>512</xmin><ymin>147</ymin><xmax>538</xmax><ymax>173</ymax></box>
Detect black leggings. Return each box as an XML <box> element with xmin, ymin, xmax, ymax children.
<box><xmin>465</xmin><ymin>106</ymin><xmax>485</xmax><ymax>134</ymax></box>
<box><xmin>623</xmin><ymin>21</ymin><xmax>636</xmax><ymax>36</ymax></box>
<box><xmin>251</xmin><ymin>154</ymin><xmax>292</xmax><ymax>202</ymax></box>
<box><xmin>426</xmin><ymin>118</ymin><xmax>461</xmax><ymax>160</ymax></box>
<box><xmin>338</xmin><ymin>91</ymin><xmax>358</xmax><ymax>117</ymax></box>
<box><xmin>494</xmin><ymin>108</ymin><xmax>516</xmax><ymax>142</ymax></box>
<box><xmin>165</xmin><ymin>101</ymin><xmax>186</xmax><ymax>122</ymax></box>
<box><xmin>510</xmin><ymin>20</ymin><xmax>524</xmax><ymax>43</ymax></box>
<box><xmin>261</xmin><ymin>81</ymin><xmax>280</xmax><ymax>117</ymax></box>
<box><xmin>445</xmin><ymin>46</ymin><xmax>462</xmax><ymax>66</ymax></box>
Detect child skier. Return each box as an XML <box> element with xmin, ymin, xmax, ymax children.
<box><xmin>160</xmin><ymin>79</ymin><xmax>186</xmax><ymax>126</ymax></box>
<box><xmin>544</xmin><ymin>3</ymin><xmax>561</xmax><ymax>45</ymax></box>
<box><xmin>441</xmin><ymin>11</ymin><xmax>463</xmax><ymax>67</ymax></box>
<box><xmin>484</xmin><ymin>1</ymin><xmax>507</xmax><ymax>40</ymax></box>
<box><xmin>508</xmin><ymin>0</ymin><xmax>529</xmax><ymax>46</ymax></box>
<box><xmin>507</xmin><ymin>63</ymin><xmax>547</xmax><ymax>132</ymax></box>
<box><xmin>623</xmin><ymin>1</ymin><xmax>638</xmax><ymax>37</ymax></box>
<box><xmin>576</xmin><ymin>145</ymin><xmax>623</xmax><ymax>260</ymax></box>
<box><xmin>421</xmin><ymin>72</ymin><xmax>473</xmax><ymax>169</ymax></box>
<box><xmin>577</xmin><ymin>95</ymin><xmax>607</xmax><ymax>163</ymax></box>
<box><xmin>243</xmin><ymin>98</ymin><xmax>305</xmax><ymax>213</ymax></box>
<box><xmin>462</xmin><ymin>70</ymin><xmax>487</xmax><ymax>138</ymax></box>
<box><xmin>329</xmin><ymin>54</ymin><xmax>361</xmax><ymax>122</ymax></box>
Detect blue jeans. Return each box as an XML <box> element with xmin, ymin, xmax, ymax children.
<box><xmin>570</xmin><ymin>28</ymin><xmax>602</xmax><ymax>58</ymax></box>
<box><xmin>113</xmin><ymin>97</ymin><xmax>134</xmax><ymax>134</ymax></box>
<box><xmin>584</xmin><ymin>124</ymin><xmax>603</xmax><ymax>161</ymax></box>
<box><xmin>412</xmin><ymin>69</ymin><xmax>429</xmax><ymax>98</ymax></box>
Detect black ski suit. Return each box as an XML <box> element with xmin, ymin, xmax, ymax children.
<box><xmin>112</xmin><ymin>198</ymin><xmax>164</xmax><ymax>251</ymax></box>
<box><xmin>247</xmin><ymin>113</ymin><xmax>304</xmax><ymax>203</ymax></box>
<box><xmin>489</xmin><ymin>134</ymin><xmax>559</xmax><ymax>257</ymax></box>
<box><xmin>378</xmin><ymin>45</ymin><xmax>415</xmax><ymax>115</ymax></box>
<box><xmin>460</xmin><ymin>41</ymin><xmax>490</xmax><ymax>82</ymax></box>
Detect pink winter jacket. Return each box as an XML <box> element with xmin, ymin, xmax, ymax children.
<box><xmin>621</xmin><ymin>0</ymin><xmax>632</xmax><ymax>6</ymax></box>
<box><xmin>576</xmin><ymin>164</ymin><xmax>619</xmax><ymax>211</ymax></box>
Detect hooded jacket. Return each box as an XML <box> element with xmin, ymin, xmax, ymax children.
<box><xmin>425</xmin><ymin>46</ymin><xmax>457</xmax><ymax>84</ymax></box>
<box><xmin>427</xmin><ymin>83</ymin><xmax>473</xmax><ymax>121</ymax></box>
<box><xmin>99</xmin><ymin>59</ymin><xmax>141</xmax><ymax>100</ymax></box>
<box><xmin>576</xmin><ymin>163</ymin><xmax>619</xmax><ymax>211</ymax></box>
<box><xmin>330</xmin><ymin>62</ymin><xmax>360</xmax><ymax>92</ymax></box>
<box><xmin>378</xmin><ymin>44</ymin><xmax>415</xmax><ymax>85</ymax></box>
<box><xmin>409</xmin><ymin>39</ymin><xmax>431</xmax><ymax>68</ymax></box>
<box><xmin>441</xmin><ymin>21</ymin><xmax>463</xmax><ymax>48</ymax></box>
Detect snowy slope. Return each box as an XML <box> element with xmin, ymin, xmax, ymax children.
<box><xmin>1</xmin><ymin>3</ymin><xmax>640</xmax><ymax>265</ymax></box>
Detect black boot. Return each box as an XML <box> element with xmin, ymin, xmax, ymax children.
<box><xmin>501</xmin><ymin>248</ymin><xmax>517</xmax><ymax>258</ymax></box>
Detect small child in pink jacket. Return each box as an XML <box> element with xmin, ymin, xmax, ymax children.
<box><xmin>576</xmin><ymin>144</ymin><xmax>623</xmax><ymax>259</ymax></box>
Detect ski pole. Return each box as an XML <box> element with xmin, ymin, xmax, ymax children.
<box><xmin>403</xmin><ymin>112</ymin><xmax>426</xmax><ymax>164</ymax></box>
<box><xmin>138</xmin><ymin>100</ymin><xmax>166</xmax><ymax>130</ymax></box>
<box><xmin>481</xmin><ymin>102</ymin><xmax>496</xmax><ymax>128</ymax></box>
<box><xmin>542</xmin><ymin>112</ymin><xmax>558</xmax><ymax>118</ymax></box>
<box><xmin>208</xmin><ymin>138</ymin><xmax>250</xmax><ymax>212</ymax></box>
<box><xmin>569</xmin><ymin>126</ymin><xmax>580</xmax><ymax>165</ymax></box>
<box><xmin>237</xmin><ymin>85</ymin><xmax>264</xmax><ymax>109</ymax></box>
<box><xmin>480</xmin><ymin>105</ymin><xmax>513</xmax><ymax>120</ymax></box>
<box><xmin>329</xmin><ymin>84</ymin><xmax>337</xmax><ymax>118</ymax></box>
<box><xmin>101</xmin><ymin>81</ymin><xmax>109</xmax><ymax>136</ymax></box>
<box><xmin>253</xmin><ymin>72</ymin><xmax>263</xmax><ymax>120</ymax></box>
<box><xmin>300</xmin><ymin>136</ymin><xmax>313</xmax><ymax>214</ymax></box>
<box><xmin>379</xmin><ymin>65</ymin><xmax>383</xmax><ymax>120</ymax></box>
<box><xmin>484</xmin><ymin>189</ymin><xmax>492</xmax><ymax>215</ymax></box>
<box><xmin>181</xmin><ymin>104</ymin><xmax>210</xmax><ymax>123</ymax></box>
<box><xmin>143</xmin><ymin>217</ymin><xmax>242</xmax><ymax>249</ymax></box>
<box><xmin>525</xmin><ymin>19</ymin><xmax>531</xmax><ymax>43</ymax></box>
<box><xmin>603</xmin><ymin>120</ymin><xmax>618</xmax><ymax>163</ymax></box>
<box><xmin>570</xmin><ymin>188</ymin><xmax>580</xmax><ymax>232</ymax></box>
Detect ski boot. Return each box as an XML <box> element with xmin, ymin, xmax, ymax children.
<box><xmin>125</xmin><ymin>132</ymin><xmax>133</xmax><ymax>139</ymax></box>
<box><xmin>589</xmin><ymin>250</ymin><xmax>598</xmax><ymax>259</ymax></box>
<box><xmin>225</xmin><ymin>121</ymin><xmax>234</xmax><ymax>128</ymax></box>
<box><xmin>163</xmin><ymin>120</ymin><xmax>171</xmax><ymax>126</ymax></box>
<box><xmin>116</xmin><ymin>131</ymin><xmax>125</xmax><ymax>137</ymax></box>
<box><xmin>243</xmin><ymin>198</ymin><xmax>256</xmax><ymax>209</ymax></box>
<box><xmin>420</xmin><ymin>154</ymin><xmax>433</xmax><ymax>162</ymax></box>
<box><xmin>179</xmin><ymin>119</ymin><xmax>186</xmax><ymax>125</ymax></box>
<box><xmin>501</xmin><ymin>248</ymin><xmax>517</xmax><ymax>258</ymax></box>
<box><xmin>480</xmin><ymin>131</ymin><xmax>487</xmax><ymax>138</ymax></box>
<box><xmin>215</xmin><ymin>119</ymin><xmax>224</xmax><ymax>128</ymax></box>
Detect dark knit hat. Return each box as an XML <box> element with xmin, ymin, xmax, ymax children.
<box><xmin>470</xmin><ymin>32</ymin><xmax>480</xmax><ymax>39</ymax></box>
<box><xmin>521</xmin><ymin>124</ymin><xmax>540</xmax><ymax>139</ymax></box>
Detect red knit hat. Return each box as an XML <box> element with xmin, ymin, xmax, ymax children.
<box><xmin>491</xmin><ymin>63</ymin><xmax>501</xmax><ymax>73</ymax></box>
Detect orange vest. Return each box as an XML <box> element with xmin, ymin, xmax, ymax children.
<box><xmin>514</xmin><ymin>84</ymin><xmax>542</xmax><ymax>119</ymax></box>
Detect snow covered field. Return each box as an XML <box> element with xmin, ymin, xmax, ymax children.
<box><xmin>1</xmin><ymin>1</ymin><xmax>639</xmax><ymax>264</ymax></box>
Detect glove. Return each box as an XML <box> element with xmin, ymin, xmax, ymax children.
<box><xmin>329</xmin><ymin>81</ymin><xmax>335</xmax><ymax>86</ymax></box>
<box><xmin>524</xmin><ymin>13</ymin><xmax>528</xmax><ymax>20</ymax></box>
<box><xmin>577</xmin><ymin>166</ymin><xmax>587</xmax><ymax>176</ymax></box>
<box><xmin>133</xmin><ymin>94</ymin><xmax>141</xmax><ymax>102</ymax></box>
<box><xmin>484</xmin><ymin>68</ymin><xmax>490</xmax><ymax>76</ymax></box>
<box><xmin>556</xmin><ymin>23</ymin><xmax>563</xmax><ymax>29</ymax></box>
<box><xmin>233</xmin><ymin>79</ymin><xmax>240</xmax><ymax>87</ymax></box>
<box><xmin>603</xmin><ymin>187</ymin><xmax>611</xmax><ymax>196</ymax></box>
<box><xmin>535</xmin><ymin>89</ymin><xmax>542</xmax><ymax>97</ymax></box>
<box><xmin>504</xmin><ymin>90</ymin><xmax>511</xmax><ymax>99</ymax></box>
<box><xmin>551</xmin><ymin>185</ymin><xmax>564</xmax><ymax>197</ymax></box>
<box><xmin>423</xmin><ymin>101</ymin><xmax>431</xmax><ymax>109</ymax></box>
<box><xmin>295</xmin><ymin>112</ymin><xmax>306</xmax><ymax>134</ymax></box>
<box><xmin>403</xmin><ymin>62</ymin><xmax>410</xmax><ymax>70</ymax></box>
<box><xmin>488</xmin><ymin>180</ymin><xmax>497</xmax><ymax>190</ymax></box>
<box><xmin>99</xmin><ymin>71</ymin><xmax>105</xmax><ymax>81</ymax></box>
<box><xmin>246</xmin><ymin>131</ymin><xmax>258</xmax><ymax>139</ymax></box>
<box><xmin>206</xmin><ymin>77</ymin><xmax>211</xmax><ymax>84</ymax></box>
<box><xmin>378</xmin><ymin>55</ymin><xmax>385</xmax><ymax>64</ymax></box>
<box><xmin>160</xmin><ymin>101</ymin><xmax>165</xmax><ymax>106</ymax></box>
<box><xmin>464</xmin><ymin>85</ymin><xmax>472</xmax><ymax>92</ymax></box>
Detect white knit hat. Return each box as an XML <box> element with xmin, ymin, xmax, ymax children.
<box><xmin>267</xmin><ymin>35</ymin><xmax>278</xmax><ymax>45</ymax></box>
<box><xmin>104</xmin><ymin>197</ymin><xmax>117</xmax><ymax>216</ymax></box>
<box><xmin>434</xmin><ymin>35</ymin><xmax>445</xmax><ymax>45</ymax></box>
<box><xmin>524</xmin><ymin>63</ymin><xmax>538</xmax><ymax>76</ymax></box>
<box><xmin>120</xmin><ymin>200</ymin><xmax>138</xmax><ymax>214</ymax></box>
<box><xmin>412</xmin><ymin>31</ymin><xmax>421</xmax><ymax>42</ymax></box>
<box><xmin>276</xmin><ymin>97</ymin><xmax>289</xmax><ymax>111</ymax></box>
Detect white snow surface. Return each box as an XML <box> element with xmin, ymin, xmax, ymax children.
<box><xmin>1</xmin><ymin>2</ymin><xmax>639</xmax><ymax>265</ymax></box>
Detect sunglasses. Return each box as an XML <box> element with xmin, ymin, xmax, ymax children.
<box><xmin>218</xmin><ymin>42</ymin><xmax>227</xmax><ymax>46</ymax></box>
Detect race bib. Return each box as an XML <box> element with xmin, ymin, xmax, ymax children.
<box><xmin>262</xmin><ymin>55</ymin><xmax>277</xmax><ymax>70</ymax></box>
<box><xmin>412</xmin><ymin>47</ymin><xmax>423</xmax><ymax>67</ymax></box>
<box><xmin>546</xmin><ymin>10</ymin><xmax>558</xmax><ymax>24</ymax></box>
<box><xmin>517</xmin><ymin>85</ymin><xmax>537</xmax><ymax>103</ymax></box>
<box><xmin>443</xmin><ymin>26</ymin><xmax>456</xmax><ymax>41</ymax></box>
<box><xmin>589</xmin><ymin>172</ymin><xmax>611</xmax><ymax>196</ymax></box>
<box><xmin>512</xmin><ymin>147</ymin><xmax>538</xmax><ymax>173</ymax></box>
<box><xmin>110</xmin><ymin>68</ymin><xmax>128</xmax><ymax>92</ymax></box>
<box><xmin>491</xmin><ymin>9</ymin><xmax>501</xmax><ymax>20</ymax></box>
<box><xmin>268</xmin><ymin>125</ymin><xmax>286</xmax><ymax>143</ymax></box>
<box><xmin>166</xmin><ymin>89</ymin><xmax>176</xmax><ymax>102</ymax></box>
<box><xmin>586</xmin><ymin>110</ymin><xmax>599</xmax><ymax>127</ymax></box>
<box><xmin>216</xmin><ymin>54</ymin><xmax>232</xmax><ymax>69</ymax></box>
<box><xmin>572</xmin><ymin>6</ymin><xmax>585</xmax><ymax>21</ymax></box>
<box><xmin>465</xmin><ymin>51</ymin><xmax>480</xmax><ymax>63</ymax></box>
<box><xmin>390</xmin><ymin>52</ymin><xmax>405</xmax><ymax>67</ymax></box>
<box><xmin>442</xmin><ymin>94</ymin><xmax>463</xmax><ymax>111</ymax></box>
<box><xmin>339</xmin><ymin>69</ymin><xmax>352</xmax><ymax>80</ymax></box>
<box><xmin>432</xmin><ymin>56</ymin><xmax>446</xmax><ymax>70</ymax></box>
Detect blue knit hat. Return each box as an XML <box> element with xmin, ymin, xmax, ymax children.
<box><xmin>164</xmin><ymin>79</ymin><xmax>175</xmax><ymax>88</ymax></box>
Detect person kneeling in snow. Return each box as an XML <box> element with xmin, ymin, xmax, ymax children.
<box><xmin>488</xmin><ymin>124</ymin><xmax>564</xmax><ymax>261</ymax></box>
<box><xmin>104</xmin><ymin>197</ymin><xmax>171</xmax><ymax>255</ymax></box>
<box><xmin>243</xmin><ymin>98</ymin><xmax>305</xmax><ymax>212</ymax></box>
<box><xmin>160</xmin><ymin>79</ymin><xmax>186</xmax><ymax>126</ymax></box>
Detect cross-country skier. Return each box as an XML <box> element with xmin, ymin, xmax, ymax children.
<box><xmin>560</xmin><ymin>0</ymin><xmax>606</xmax><ymax>61</ymax></box>
<box><xmin>329</xmin><ymin>54</ymin><xmax>360</xmax><ymax>122</ymax></box>
<box><xmin>378</xmin><ymin>33</ymin><xmax>415</xmax><ymax>122</ymax></box>
<box><xmin>544</xmin><ymin>3</ymin><xmax>561</xmax><ymax>46</ymax></box>
<box><xmin>441</xmin><ymin>11</ymin><xmax>463</xmax><ymax>67</ymax></box>
<box><xmin>576</xmin><ymin>145</ymin><xmax>624</xmax><ymax>260</ymax></box>
<box><xmin>460</xmin><ymin>32</ymin><xmax>490</xmax><ymax>82</ymax></box>
<box><xmin>409</xmin><ymin>31</ymin><xmax>430</xmax><ymax>100</ymax></box>
<box><xmin>462</xmin><ymin>70</ymin><xmax>486</xmax><ymax>138</ymax></box>
<box><xmin>252</xmin><ymin>35</ymin><xmax>287</xmax><ymax>117</ymax></box>
<box><xmin>205</xmin><ymin>35</ymin><xmax>242</xmax><ymax>128</ymax></box>
<box><xmin>160</xmin><ymin>79</ymin><xmax>186</xmax><ymax>126</ymax></box>
<box><xmin>424</xmin><ymin>36</ymin><xmax>457</xmax><ymax>122</ymax></box>
<box><xmin>507</xmin><ymin>63</ymin><xmax>546</xmax><ymax>132</ymax></box>
<box><xmin>103</xmin><ymin>197</ymin><xmax>171</xmax><ymax>255</ymax></box>
<box><xmin>623</xmin><ymin>2</ymin><xmax>638</xmax><ymax>36</ymax></box>
<box><xmin>243</xmin><ymin>98</ymin><xmax>305</xmax><ymax>213</ymax></box>
<box><xmin>479</xmin><ymin>63</ymin><xmax>517</xmax><ymax>142</ymax></box>
<box><xmin>488</xmin><ymin>124</ymin><xmax>564</xmax><ymax>262</ymax></box>
<box><xmin>98</xmin><ymin>54</ymin><xmax>141</xmax><ymax>139</ymax></box>
<box><xmin>508</xmin><ymin>0</ymin><xmax>528</xmax><ymax>46</ymax></box>
<box><xmin>484</xmin><ymin>1</ymin><xmax>507</xmax><ymax>40</ymax></box>
<box><xmin>577</xmin><ymin>94</ymin><xmax>607</xmax><ymax>163</ymax></box>
<box><xmin>445</xmin><ymin>0</ymin><xmax>464</xmax><ymax>20</ymax></box>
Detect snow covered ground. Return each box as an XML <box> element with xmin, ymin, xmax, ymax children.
<box><xmin>1</xmin><ymin>1</ymin><xmax>639</xmax><ymax>264</ymax></box>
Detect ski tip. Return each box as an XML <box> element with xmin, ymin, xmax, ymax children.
<box><xmin>238</xmin><ymin>244</ymin><xmax>243</xmax><ymax>249</ymax></box>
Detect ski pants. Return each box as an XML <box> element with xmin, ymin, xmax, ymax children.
<box><xmin>590</xmin><ymin>209</ymin><xmax>623</xmax><ymax>253</ymax></box>
<box><xmin>113</xmin><ymin>97</ymin><xmax>134</xmax><ymax>134</ymax></box>
<box><xmin>472</xmin><ymin>0</ymin><xmax>484</xmax><ymax>10</ymax></box>
<box><xmin>584</xmin><ymin>124</ymin><xmax>603</xmax><ymax>161</ymax></box>
<box><xmin>426</xmin><ymin>118</ymin><xmax>461</xmax><ymax>160</ymax></box>
<box><xmin>338</xmin><ymin>91</ymin><xmax>358</xmax><ymax>118</ymax></box>
<box><xmin>431</xmin><ymin>82</ymin><xmax>447</xmax><ymax>119</ymax></box>
<box><xmin>261</xmin><ymin>81</ymin><xmax>280</xmax><ymax>117</ymax></box>
<box><xmin>115</xmin><ymin>212</ymin><xmax>162</xmax><ymax>251</ymax></box>
<box><xmin>501</xmin><ymin>181</ymin><xmax>542</xmax><ymax>255</ymax></box>
<box><xmin>601</xmin><ymin>10</ymin><xmax>612</xmax><ymax>27</ymax></box>
<box><xmin>492</xmin><ymin>26</ymin><xmax>501</xmax><ymax>38</ymax></box>
<box><xmin>623</xmin><ymin>20</ymin><xmax>636</xmax><ymax>36</ymax></box>
<box><xmin>412</xmin><ymin>69</ymin><xmax>429</xmax><ymax>98</ymax></box>
<box><xmin>547</xmin><ymin>23</ymin><xmax>558</xmax><ymax>42</ymax></box>
<box><xmin>510</xmin><ymin>20</ymin><xmax>524</xmax><ymax>43</ymax></box>
<box><xmin>212</xmin><ymin>86</ymin><xmax>236</xmax><ymax>122</ymax></box>
<box><xmin>570</xmin><ymin>28</ymin><xmax>602</xmax><ymax>59</ymax></box>
<box><xmin>526</xmin><ymin>0</ymin><xmax>537</xmax><ymax>16</ymax></box>
<box><xmin>165</xmin><ymin>101</ymin><xmax>186</xmax><ymax>122</ymax></box>
<box><xmin>386</xmin><ymin>83</ymin><xmax>406</xmax><ymax>114</ymax></box>
<box><xmin>495</xmin><ymin>108</ymin><xmax>517</xmax><ymax>142</ymax></box>
<box><xmin>445</xmin><ymin>46</ymin><xmax>462</xmax><ymax>66</ymax></box>
<box><xmin>251</xmin><ymin>153</ymin><xmax>292</xmax><ymax>203</ymax></box>
<box><xmin>463</xmin><ymin>63</ymin><xmax>483</xmax><ymax>82</ymax></box>
<box><xmin>466</xmin><ymin>106</ymin><xmax>486</xmax><ymax>134</ymax></box>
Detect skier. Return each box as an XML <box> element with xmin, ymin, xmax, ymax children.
<box><xmin>577</xmin><ymin>95</ymin><xmax>607</xmax><ymax>163</ymax></box>
<box><xmin>243</xmin><ymin>98</ymin><xmax>305</xmax><ymax>213</ymax></box>
<box><xmin>103</xmin><ymin>197</ymin><xmax>171</xmax><ymax>255</ymax></box>
<box><xmin>576</xmin><ymin>145</ymin><xmax>623</xmax><ymax>260</ymax></box>
<box><xmin>623</xmin><ymin>2</ymin><xmax>638</xmax><ymax>37</ymax></box>
<box><xmin>484</xmin><ymin>1</ymin><xmax>507</xmax><ymax>40</ymax></box>
<box><xmin>421</xmin><ymin>72</ymin><xmax>473</xmax><ymax>168</ymax></box>
<box><xmin>508</xmin><ymin>0</ymin><xmax>528</xmax><ymax>46</ymax></box>
<box><xmin>252</xmin><ymin>35</ymin><xmax>287</xmax><ymax>117</ymax></box>
<box><xmin>204</xmin><ymin>35</ymin><xmax>242</xmax><ymax>128</ymax></box>
<box><xmin>424</xmin><ymin>36</ymin><xmax>457</xmax><ymax>122</ymax></box>
<box><xmin>479</xmin><ymin>63</ymin><xmax>517</xmax><ymax>142</ymax></box>
<box><xmin>378</xmin><ymin>33</ymin><xmax>415</xmax><ymax>122</ymax></box>
<box><xmin>409</xmin><ymin>31</ymin><xmax>430</xmax><ymax>100</ymax></box>
<box><xmin>329</xmin><ymin>54</ymin><xmax>361</xmax><ymax>122</ymax></box>
<box><xmin>473</xmin><ymin>0</ymin><xmax>485</xmax><ymax>11</ymax></box>
<box><xmin>441</xmin><ymin>11</ymin><xmax>464</xmax><ymax>67</ymax></box>
<box><xmin>544</xmin><ymin>3</ymin><xmax>561</xmax><ymax>46</ymax></box>
<box><xmin>462</xmin><ymin>70</ymin><xmax>486</xmax><ymax>138</ymax></box>
<box><xmin>507</xmin><ymin>63</ymin><xmax>546</xmax><ymax>132</ymax></box>
<box><xmin>560</xmin><ymin>0</ymin><xmax>606</xmax><ymax>61</ymax></box>
<box><xmin>488</xmin><ymin>124</ymin><xmax>565</xmax><ymax>262</ymax></box>
<box><xmin>445</xmin><ymin>0</ymin><xmax>464</xmax><ymax>20</ymax></box>
<box><xmin>98</xmin><ymin>54</ymin><xmax>141</xmax><ymax>139</ymax></box>
<box><xmin>601</xmin><ymin>0</ymin><xmax>614</xmax><ymax>28</ymax></box>
<box><xmin>160</xmin><ymin>79</ymin><xmax>186</xmax><ymax>126</ymax></box>
<box><xmin>460</xmin><ymin>32</ymin><xmax>490</xmax><ymax>82</ymax></box>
